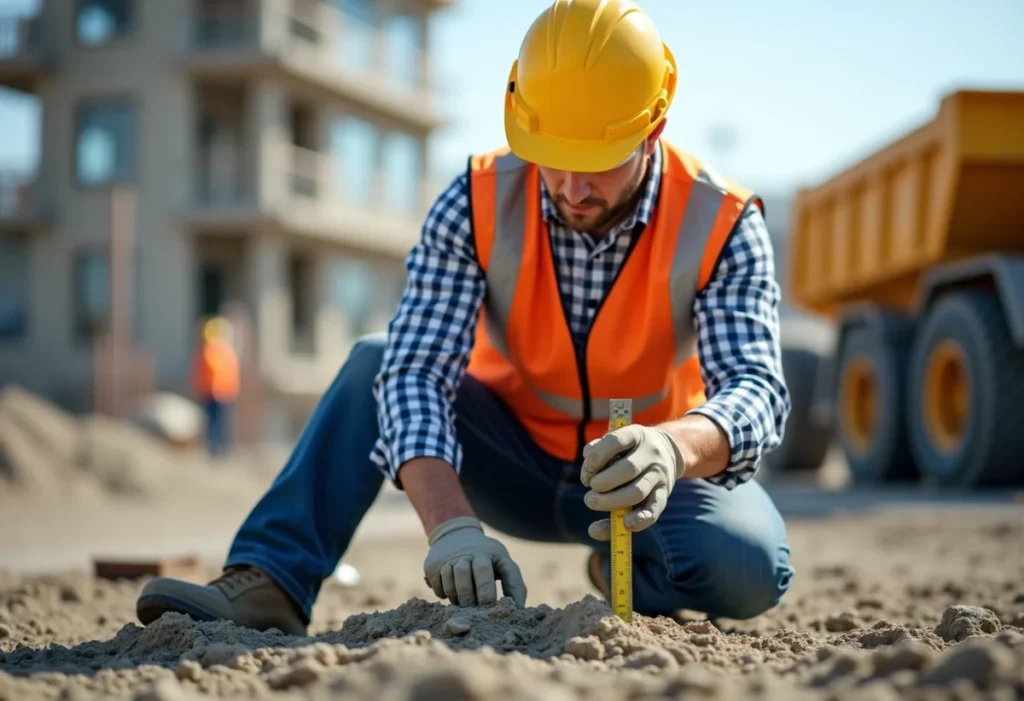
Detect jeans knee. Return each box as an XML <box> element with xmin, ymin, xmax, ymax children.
<box><xmin>653</xmin><ymin>537</ymin><xmax>792</xmax><ymax>621</ymax></box>
<box><xmin>701</xmin><ymin>543</ymin><xmax>792</xmax><ymax>620</ymax></box>
<box><xmin>336</xmin><ymin>333</ymin><xmax>387</xmax><ymax>391</ymax></box>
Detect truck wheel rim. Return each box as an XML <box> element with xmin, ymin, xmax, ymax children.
<box><xmin>923</xmin><ymin>338</ymin><xmax>970</xmax><ymax>453</ymax></box>
<box><xmin>841</xmin><ymin>355</ymin><xmax>876</xmax><ymax>453</ymax></box>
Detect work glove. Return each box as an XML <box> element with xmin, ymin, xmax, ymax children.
<box><xmin>580</xmin><ymin>424</ymin><xmax>685</xmax><ymax>541</ymax></box>
<box><xmin>423</xmin><ymin>516</ymin><xmax>528</xmax><ymax>608</ymax></box>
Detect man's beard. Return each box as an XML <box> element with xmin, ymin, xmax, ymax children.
<box><xmin>553</xmin><ymin>161</ymin><xmax>648</xmax><ymax>236</ymax></box>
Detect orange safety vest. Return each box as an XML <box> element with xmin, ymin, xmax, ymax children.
<box><xmin>464</xmin><ymin>139</ymin><xmax>763</xmax><ymax>462</ymax></box>
<box><xmin>192</xmin><ymin>340</ymin><xmax>240</xmax><ymax>403</ymax></box>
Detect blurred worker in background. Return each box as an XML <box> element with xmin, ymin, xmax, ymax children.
<box><xmin>136</xmin><ymin>0</ymin><xmax>794</xmax><ymax>636</ymax></box>
<box><xmin>191</xmin><ymin>316</ymin><xmax>239</xmax><ymax>458</ymax></box>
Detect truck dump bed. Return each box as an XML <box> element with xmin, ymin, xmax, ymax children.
<box><xmin>788</xmin><ymin>90</ymin><xmax>1024</xmax><ymax>317</ymax></box>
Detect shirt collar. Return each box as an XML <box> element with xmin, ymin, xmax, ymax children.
<box><xmin>540</xmin><ymin>140</ymin><xmax>662</xmax><ymax>236</ymax></box>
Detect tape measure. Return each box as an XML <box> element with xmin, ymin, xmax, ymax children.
<box><xmin>607</xmin><ymin>398</ymin><xmax>633</xmax><ymax>623</ymax></box>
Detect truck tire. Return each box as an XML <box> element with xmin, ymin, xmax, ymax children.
<box><xmin>764</xmin><ymin>347</ymin><xmax>831</xmax><ymax>473</ymax></box>
<box><xmin>907</xmin><ymin>290</ymin><xmax>1024</xmax><ymax>486</ymax></box>
<box><xmin>835</xmin><ymin>323</ymin><xmax>916</xmax><ymax>483</ymax></box>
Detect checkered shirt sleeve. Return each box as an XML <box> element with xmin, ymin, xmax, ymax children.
<box><xmin>369</xmin><ymin>172</ymin><xmax>482</xmax><ymax>483</ymax></box>
<box><xmin>685</xmin><ymin>203</ymin><xmax>792</xmax><ymax>488</ymax></box>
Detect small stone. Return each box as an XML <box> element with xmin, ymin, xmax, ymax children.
<box><xmin>871</xmin><ymin>639</ymin><xmax>934</xmax><ymax>675</ymax></box>
<box><xmin>918</xmin><ymin>640</ymin><xmax>1016</xmax><ymax>689</ymax></box>
<box><xmin>934</xmin><ymin>605</ymin><xmax>1001</xmax><ymax>642</ymax></box>
<box><xmin>446</xmin><ymin>616</ymin><xmax>472</xmax><ymax>636</ymax></box>
<box><xmin>809</xmin><ymin>652</ymin><xmax>866</xmax><ymax>688</ymax></box>
<box><xmin>824</xmin><ymin>611</ymin><xmax>861</xmax><ymax>632</ymax></box>
<box><xmin>565</xmin><ymin>635</ymin><xmax>604</xmax><ymax>661</ymax></box>
<box><xmin>175</xmin><ymin>660</ymin><xmax>202</xmax><ymax>682</ymax></box>
<box><xmin>266</xmin><ymin>660</ymin><xmax>326</xmax><ymax>690</ymax></box>
<box><xmin>995</xmin><ymin>630</ymin><xmax>1024</xmax><ymax>647</ymax></box>
<box><xmin>623</xmin><ymin>649</ymin><xmax>678</xmax><ymax>671</ymax></box>
<box><xmin>311</xmin><ymin>642</ymin><xmax>337</xmax><ymax>666</ymax></box>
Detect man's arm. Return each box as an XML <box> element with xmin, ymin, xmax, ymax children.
<box><xmin>370</xmin><ymin>173</ymin><xmax>484</xmax><ymax>533</ymax></box>
<box><xmin>660</xmin><ymin>202</ymin><xmax>791</xmax><ymax>487</ymax></box>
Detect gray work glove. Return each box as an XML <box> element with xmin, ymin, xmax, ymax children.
<box><xmin>423</xmin><ymin>516</ymin><xmax>528</xmax><ymax>608</ymax></box>
<box><xmin>580</xmin><ymin>424</ymin><xmax>685</xmax><ymax>541</ymax></box>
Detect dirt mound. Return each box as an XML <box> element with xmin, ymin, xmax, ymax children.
<box><xmin>0</xmin><ymin>385</ymin><xmax>261</xmax><ymax>503</ymax></box>
<box><xmin>1</xmin><ymin>573</ymin><xmax>1022</xmax><ymax>701</ymax></box>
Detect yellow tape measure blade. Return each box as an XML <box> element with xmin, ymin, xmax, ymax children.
<box><xmin>607</xmin><ymin>399</ymin><xmax>633</xmax><ymax>623</ymax></box>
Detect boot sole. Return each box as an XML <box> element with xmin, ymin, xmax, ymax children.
<box><xmin>137</xmin><ymin>592</ymin><xmax>220</xmax><ymax>626</ymax></box>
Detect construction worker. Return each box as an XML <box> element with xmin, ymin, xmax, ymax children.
<box><xmin>191</xmin><ymin>315</ymin><xmax>239</xmax><ymax>457</ymax></box>
<box><xmin>136</xmin><ymin>0</ymin><xmax>794</xmax><ymax>636</ymax></box>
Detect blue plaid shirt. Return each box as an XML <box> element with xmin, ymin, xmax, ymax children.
<box><xmin>370</xmin><ymin>143</ymin><xmax>790</xmax><ymax>490</ymax></box>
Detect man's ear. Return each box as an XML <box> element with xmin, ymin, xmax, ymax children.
<box><xmin>646</xmin><ymin>118</ymin><xmax>668</xmax><ymax>154</ymax></box>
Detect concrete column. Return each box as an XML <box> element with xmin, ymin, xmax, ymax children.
<box><xmin>247</xmin><ymin>80</ymin><xmax>287</xmax><ymax>208</ymax></box>
<box><xmin>313</xmin><ymin>252</ymin><xmax>345</xmax><ymax>362</ymax></box>
<box><xmin>315</xmin><ymin>106</ymin><xmax>337</xmax><ymax>201</ymax></box>
<box><xmin>257</xmin><ymin>0</ymin><xmax>288</xmax><ymax>54</ymax></box>
<box><xmin>245</xmin><ymin>232</ymin><xmax>287</xmax><ymax>374</ymax></box>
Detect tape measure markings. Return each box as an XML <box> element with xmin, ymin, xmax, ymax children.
<box><xmin>607</xmin><ymin>398</ymin><xmax>633</xmax><ymax>623</ymax></box>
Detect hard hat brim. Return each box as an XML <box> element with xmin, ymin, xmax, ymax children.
<box><xmin>504</xmin><ymin>106</ymin><xmax>661</xmax><ymax>173</ymax></box>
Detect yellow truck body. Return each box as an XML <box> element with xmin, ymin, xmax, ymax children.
<box><xmin>774</xmin><ymin>90</ymin><xmax>1024</xmax><ymax>488</ymax></box>
<box><xmin>789</xmin><ymin>90</ymin><xmax>1024</xmax><ymax>317</ymax></box>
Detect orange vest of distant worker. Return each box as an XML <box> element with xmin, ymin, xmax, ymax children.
<box><xmin>464</xmin><ymin>140</ymin><xmax>763</xmax><ymax>462</ymax></box>
<box><xmin>193</xmin><ymin>340</ymin><xmax>240</xmax><ymax>403</ymax></box>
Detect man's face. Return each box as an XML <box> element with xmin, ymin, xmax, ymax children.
<box><xmin>537</xmin><ymin>133</ymin><xmax>659</xmax><ymax>236</ymax></box>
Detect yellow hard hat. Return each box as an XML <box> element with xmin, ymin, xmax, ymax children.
<box><xmin>504</xmin><ymin>0</ymin><xmax>677</xmax><ymax>173</ymax></box>
<box><xmin>202</xmin><ymin>316</ymin><xmax>230</xmax><ymax>343</ymax></box>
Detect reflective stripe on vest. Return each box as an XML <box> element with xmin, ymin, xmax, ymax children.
<box><xmin>479</xmin><ymin>149</ymin><xmax>732</xmax><ymax>421</ymax></box>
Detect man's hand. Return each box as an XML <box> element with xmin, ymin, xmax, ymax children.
<box><xmin>580</xmin><ymin>424</ymin><xmax>685</xmax><ymax>540</ymax></box>
<box><xmin>423</xmin><ymin>516</ymin><xmax>528</xmax><ymax>608</ymax></box>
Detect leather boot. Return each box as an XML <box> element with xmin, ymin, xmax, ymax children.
<box><xmin>136</xmin><ymin>565</ymin><xmax>307</xmax><ymax>637</ymax></box>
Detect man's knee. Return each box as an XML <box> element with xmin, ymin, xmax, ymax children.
<box><xmin>647</xmin><ymin>533</ymin><xmax>793</xmax><ymax>621</ymax></box>
<box><xmin>334</xmin><ymin>333</ymin><xmax>387</xmax><ymax>392</ymax></box>
<box><xmin>695</xmin><ymin>538</ymin><xmax>793</xmax><ymax>620</ymax></box>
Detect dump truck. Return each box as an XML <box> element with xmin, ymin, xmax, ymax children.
<box><xmin>774</xmin><ymin>89</ymin><xmax>1024</xmax><ymax>487</ymax></box>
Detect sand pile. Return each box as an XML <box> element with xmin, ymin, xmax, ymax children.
<box><xmin>0</xmin><ymin>385</ymin><xmax>263</xmax><ymax>502</ymax></box>
<box><xmin>1</xmin><ymin>546</ymin><xmax>1023</xmax><ymax>701</ymax></box>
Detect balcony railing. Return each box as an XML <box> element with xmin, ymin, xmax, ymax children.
<box><xmin>193</xmin><ymin>152</ymin><xmax>251</xmax><ymax>207</ymax></box>
<box><xmin>0</xmin><ymin>15</ymin><xmax>39</xmax><ymax>60</ymax></box>
<box><xmin>0</xmin><ymin>171</ymin><xmax>38</xmax><ymax>220</ymax></box>
<box><xmin>188</xmin><ymin>1</ymin><xmax>433</xmax><ymax>93</ymax></box>
<box><xmin>289</xmin><ymin>145</ymin><xmax>324</xmax><ymax>198</ymax></box>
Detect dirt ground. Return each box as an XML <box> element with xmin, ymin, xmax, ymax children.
<box><xmin>2</xmin><ymin>387</ymin><xmax>1024</xmax><ymax>700</ymax></box>
<box><xmin>1</xmin><ymin>502</ymin><xmax>1022</xmax><ymax>700</ymax></box>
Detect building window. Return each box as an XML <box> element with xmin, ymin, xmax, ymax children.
<box><xmin>331</xmin><ymin>259</ymin><xmax>374</xmax><ymax>340</ymax></box>
<box><xmin>75</xmin><ymin>99</ymin><xmax>136</xmax><ymax>185</ymax></box>
<box><xmin>381</xmin><ymin>131</ymin><xmax>421</xmax><ymax>216</ymax></box>
<box><xmin>331</xmin><ymin>115</ymin><xmax>377</xmax><ymax>206</ymax></box>
<box><xmin>384</xmin><ymin>13</ymin><xmax>422</xmax><ymax>87</ymax></box>
<box><xmin>0</xmin><ymin>239</ymin><xmax>29</xmax><ymax>341</ymax></box>
<box><xmin>77</xmin><ymin>0</ymin><xmax>133</xmax><ymax>46</ymax></box>
<box><xmin>335</xmin><ymin>0</ymin><xmax>376</xmax><ymax>70</ymax></box>
<box><xmin>73</xmin><ymin>248</ymin><xmax>110</xmax><ymax>341</ymax></box>
<box><xmin>288</xmin><ymin>251</ymin><xmax>315</xmax><ymax>354</ymax></box>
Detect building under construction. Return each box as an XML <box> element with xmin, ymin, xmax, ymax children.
<box><xmin>0</xmin><ymin>0</ymin><xmax>451</xmax><ymax>442</ymax></box>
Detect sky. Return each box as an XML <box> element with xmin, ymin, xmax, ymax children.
<box><xmin>1</xmin><ymin>0</ymin><xmax>1022</xmax><ymax>197</ymax></box>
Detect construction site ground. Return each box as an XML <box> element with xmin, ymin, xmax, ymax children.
<box><xmin>1</xmin><ymin>386</ymin><xmax>1023</xmax><ymax>700</ymax></box>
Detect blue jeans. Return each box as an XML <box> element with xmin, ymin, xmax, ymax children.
<box><xmin>204</xmin><ymin>398</ymin><xmax>230</xmax><ymax>456</ymax></box>
<box><xmin>226</xmin><ymin>334</ymin><xmax>794</xmax><ymax>622</ymax></box>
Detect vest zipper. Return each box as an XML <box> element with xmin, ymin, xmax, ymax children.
<box><xmin>547</xmin><ymin>225</ymin><xmax>646</xmax><ymax>466</ymax></box>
